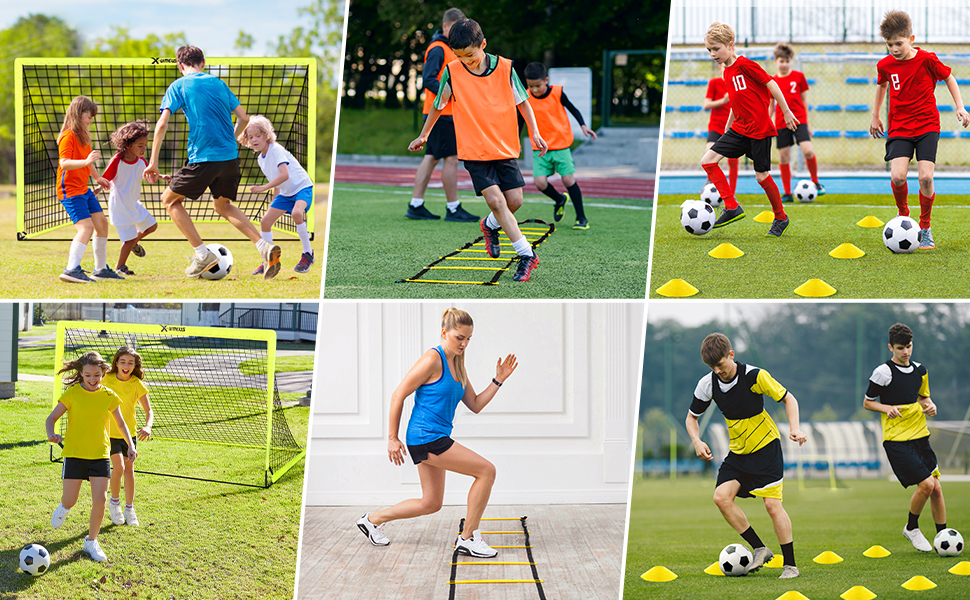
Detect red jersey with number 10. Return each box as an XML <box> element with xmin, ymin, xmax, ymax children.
<box><xmin>772</xmin><ymin>70</ymin><xmax>809</xmax><ymax>129</ymax></box>
<box><xmin>723</xmin><ymin>55</ymin><xmax>776</xmax><ymax>139</ymax></box>
<box><xmin>877</xmin><ymin>48</ymin><xmax>951</xmax><ymax>138</ymax></box>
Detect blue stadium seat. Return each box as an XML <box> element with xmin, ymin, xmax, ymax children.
<box><xmin>807</xmin><ymin>79</ymin><xmax>818</xmax><ymax>86</ymax></box>
<box><xmin>678</xmin><ymin>105</ymin><xmax>702</xmax><ymax>112</ymax></box>
<box><xmin>960</xmin><ymin>131</ymin><xmax>970</xmax><ymax>139</ymax></box>
<box><xmin>845</xmin><ymin>104</ymin><xmax>869</xmax><ymax>112</ymax></box>
<box><xmin>684</xmin><ymin>80</ymin><xmax>707</xmax><ymax>86</ymax></box>
<box><xmin>665</xmin><ymin>106</ymin><xmax>674</xmax><ymax>112</ymax></box>
<box><xmin>957</xmin><ymin>79</ymin><xmax>970</xmax><ymax>85</ymax></box>
<box><xmin>813</xmin><ymin>130</ymin><xmax>841</xmax><ymax>138</ymax></box>
<box><xmin>845</xmin><ymin>77</ymin><xmax>870</xmax><ymax>84</ymax></box>
<box><xmin>815</xmin><ymin>104</ymin><xmax>842</xmax><ymax>112</ymax></box>
<box><xmin>938</xmin><ymin>105</ymin><xmax>954</xmax><ymax>112</ymax></box>
<box><xmin>940</xmin><ymin>131</ymin><xmax>956</xmax><ymax>138</ymax></box>
<box><xmin>844</xmin><ymin>131</ymin><xmax>869</xmax><ymax>138</ymax></box>
<box><xmin>669</xmin><ymin>131</ymin><xmax>695</xmax><ymax>138</ymax></box>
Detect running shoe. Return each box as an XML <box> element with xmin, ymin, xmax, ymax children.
<box><xmin>749</xmin><ymin>546</ymin><xmax>775</xmax><ymax>573</ymax></box>
<box><xmin>59</xmin><ymin>266</ymin><xmax>94</xmax><ymax>284</ymax></box>
<box><xmin>51</xmin><ymin>503</ymin><xmax>71</xmax><ymax>528</ymax></box>
<box><xmin>185</xmin><ymin>250</ymin><xmax>219</xmax><ymax>278</ymax></box>
<box><xmin>109</xmin><ymin>502</ymin><xmax>125</xmax><ymax>525</ymax></box>
<box><xmin>779</xmin><ymin>566</ymin><xmax>800</xmax><ymax>579</ymax></box>
<box><xmin>765</xmin><ymin>218</ymin><xmax>790</xmax><ymax>237</ymax></box>
<box><xmin>405</xmin><ymin>204</ymin><xmax>440</xmax><ymax>220</ymax></box>
<box><xmin>117</xmin><ymin>265</ymin><xmax>135</xmax><ymax>276</ymax></box>
<box><xmin>444</xmin><ymin>204</ymin><xmax>479</xmax><ymax>222</ymax></box>
<box><xmin>903</xmin><ymin>526</ymin><xmax>932</xmax><ymax>552</ymax></box>
<box><xmin>713</xmin><ymin>206</ymin><xmax>746</xmax><ymax>228</ymax></box>
<box><xmin>124</xmin><ymin>506</ymin><xmax>139</xmax><ymax>526</ymax></box>
<box><xmin>553</xmin><ymin>195</ymin><xmax>566</xmax><ymax>222</ymax></box>
<box><xmin>83</xmin><ymin>537</ymin><xmax>107</xmax><ymax>562</ymax></box>
<box><xmin>919</xmin><ymin>228</ymin><xmax>935</xmax><ymax>249</ymax></box>
<box><xmin>781</xmin><ymin>193</ymin><xmax>794</xmax><ymax>203</ymax></box>
<box><xmin>92</xmin><ymin>267</ymin><xmax>125</xmax><ymax>280</ymax></box>
<box><xmin>356</xmin><ymin>513</ymin><xmax>390</xmax><ymax>546</ymax></box>
<box><xmin>480</xmin><ymin>218</ymin><xmax>501</xmax><ymax>258</ymax></box>
<box><xmin>259</xmin><ymin>243</ymin><xmax>282</xmax><ymax>280</ymax></box>
<box><xmin>513</xmin><ymin>253</ymin><xmax>539</xmax><ymax>282</ymax></box>
<box><xmin>294</xmin><ymin>252</ymin><xmax>315</xmax><ymax>273</ymax></box>
<box><xmin>455</xmin><ymin>530</ymin><xmax>498</xmax><ymax>558</ymax></box>
<box><xmin>573</xmin><ymin>218</ymin><xmax>589</xmax><ymax>230</ymax></box>
<box><xmin>132</xmin><ymin>243</ymin><xmax>146</xmax><ymax>257</ymax></box>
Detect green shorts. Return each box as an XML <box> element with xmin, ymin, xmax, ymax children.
<box><xmin>532</xmin><ymin>148</ymin><xmax>576</xmax><ymax>178</ymax></box>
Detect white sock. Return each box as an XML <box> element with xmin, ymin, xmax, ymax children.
<box><xmin>410</xmin><ymin>197</ymin><xmax>424</xmax><ymax>208</ymax></box>
<box><xmin>255</xmin><ymin>238</ymin><xmax>272</xmax><ymax>253</ymax></box>
<box><xmin>93</xmin><ymin>237</ymin><xmax>107</xmax><ymax>271</ymax></box>
<box><xmin>446</xmin><ymin>200</ymin><xmax>460</xmax><ymax>212</ymax></box>
<box><xmin>296</xmin><ymin>222</ymin><xmax>312</xmax><ymax>253</ymax></box>
<box><xmin>194</xmin><ymin>243</ymin><xmax>209</xmax><ymax>259</ymax></box>
<box><xmin>110</xmin><ymin>497</ymin><xmax>120</xmax><ymax>505</ymax></box>
<box><xmin>485</xmin><ymin>214</ymin><xmax>501</xmax><ymax>230</ymax></box>
<box><xmin>67</xmin><ymin>241</ymin><xmax>87</xmax><ymax>270</ymax></box>
<box><xmin>260</xmin><ymin>230</ymin><xmax>273</xmax><ymax>244</ymax></box>
<box><xmin>511</xmin><ymin>237</ymin><xmax>534</xmax><ymax>257</ymax></box>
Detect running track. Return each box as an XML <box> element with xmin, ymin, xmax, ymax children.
<box><xmin>334</xmin><ymin>164</ymin><xmax>654</xmax><ymax>200</ymax></box>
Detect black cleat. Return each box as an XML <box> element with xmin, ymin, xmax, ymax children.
<box><xmin>713</xmin><ymin>206</ymin><xmax>745</xmax><ymax>228</ymax></box>
<box><xmin>117</xmin><ymin>265</ymin><xmax>135</xmax><ymax>276</ymax></box>
<box><xmin>553</xmin><ymin>196</ymin><xmax>566</xmax><ymax>222</ymax></box>
<box><xmin>815</xmin><ymin>182</ymin><xmax>826</xmax><ymax>196</ymax></box>
<box><xmin>480</xmin><ymin>218</ymin><xmax>501</xmax><ymax>258</ymax></box>
<box><xmin>765</xmin><ymin>218</ymin><xmax>790</xmax><ymax>237</ymax></box>
<box><xmin>573</xmin><ymin>218</ymin><xmax>589</xmax><ymax>230</ymax></box>
<box><xmin>132</xmin><ymin>243</ymin><xmax>146</xmax><ymax>257</ymax></box>
<box><xmin>512</xmin><ymin>252</ymin><xmax>539</xmax><ymax>282</ymax></box>
<box><xmin>405</xmin><ymin>204</ymin><xmax>440</xmax><ymax>220</ymax></box>
<box><xmin>781</xmin><ymin>193</ymin><xmax>794</xmax><ymax>203</ymax></box>
<box><xmin>444</xmin><ymin>204</ymin><xmax>479</xmax><ymax>222</ymax></box>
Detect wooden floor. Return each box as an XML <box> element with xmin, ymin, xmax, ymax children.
<box><xmin>297</xmin><ymin>504</ymin><xmax>626</xmax><ymax>600</ymax></box>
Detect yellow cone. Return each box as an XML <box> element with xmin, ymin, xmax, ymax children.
<box><xmin>656</xmin><ymin>279</ymin><xmax>699</xmax><ymax>297</ymax></box>
<box><xmin>949</xmin><ymin>561</ymin><xmax>970</xmax><ymax>575</ymax></box>
<box><xmin>814</xmin><ymin>550</ymin><xmax>844</xmax><ymax>564</ymax></box>
<box><xmin>857</xmin><ymin>215</ymin><xmax>884</xmax><ymax>228</ymax></box>
<box><xmin>754</xmin><ymin>210</ymin><xmax>775</xmax><ymax>223</ymax></box>
<box><xmin>841</xmin><ymin>586</ymin><xmax>877</xmax><ymax>600</ymax></box>
<box><xmin>641</xmin><ymin>566</ymin><xmax>677</xmax><ymax>582</ymax></box>
<box><xmin>709</xmin><ymin>243</ymin><xmax>745</xmax><ymax>259</ymax></box>
<box><xmin>704</xmin><ymin>561</ymin><xmax>725</xmax><ymax>576</ymax></box>
<box><xmin>775</xmin><ymin>592</ymin><xmax>811</xmax><ymax>600</ymax></box>
<box><xmin>829</xmin><ymin>243</ymin><xmax>865</xmax><ymax>259</ymax></box>
<box><xmin>901</xmin><ymin>576</ymin><xmax>936</xmax><ymax>590</ymax></box>
<box><xmin>795</xmin><ymin>279</ymin><xmax>837</xmax><ymax>297</ymax></box>
<box><xmin>863</xmin><ymin>545</ymin><xmax>891</xmax><ymax>558</ymax></box>
<box><xmin>766</xmin><ymin>555</ymin><xmax>784</xmax><ymax>568</ymax></box>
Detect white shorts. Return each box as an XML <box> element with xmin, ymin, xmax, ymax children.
<box><xmin>115</xmin><ymin>214</ymin><xmax>158</xmax><ymax>242</ymax></box>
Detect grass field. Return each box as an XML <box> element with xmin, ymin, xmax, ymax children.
<box><xmin>649</xmin><ymin>194</ymin><xmax>970</xmax><ymax>298</ymax></box>
<box><xmin>324</xmin><ymin>184</ymin><xmax>651</xmax><ymax>298</ymax></box>
<box><xmin>1</xmin><ymin>186</ymin><xmax>327</xmax><ymax>299</ymax></box>
<box><xmin>0</xmin><ymin>381</ymin><xmax>308</xmax><ymax>599</ymax></box>
<box><xmin>624</xmin><ymin>478</ymin><xmax>970</xmax><ymax>600</ymax></box>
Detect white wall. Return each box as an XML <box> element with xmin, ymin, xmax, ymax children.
<box><xmin>306</xmin><ymin>302</ymin><xmax>644</xmax><ymax>506</ymax></box>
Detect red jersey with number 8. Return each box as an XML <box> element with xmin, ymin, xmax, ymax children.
<box><xmin>876</xmin><ymin>48</ymin><xmax>951</xmax><ymax>138</ymax></box>
<box><xmin>723</xmin><ymin>55</ymin><xmax>776</xmax><ymax>139</ymax></box>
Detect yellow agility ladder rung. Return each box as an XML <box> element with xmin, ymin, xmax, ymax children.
<box><xmin>456</xmin><ymin>531</ymin><xmax>523</xmax><ymax>535</ymax></box>
<box><xmin>450</xmin><ymin>561</ymin><xmax>536</xmax><ymax>566</ymax></box>
<box><xmin>519</xmin><ymin>227</ymin><xmax>551</xmax><ymax>232</ymax></box>
<box><xmin>448</xmin><ymin>579</ymin><xmax>543</xmax><ymax>584</ymax></box>
<box><xmin>443</xmin><ymin>256</ymin><xmax>509</xmax><ymax>261</ymax></box>
<box><xmin>459</xmin><ymin>249</ymin><xmax>517</xmax><ymax>254</ymax></box>
<box><xmin>430</xmin><ymin>266</ymin><xmax>508</xmax><ymax>271</ymax></box>
<box><xmin>405</xmin><ymin>279</ymin><xmax>496</xmax><ymax>285</ymax></box>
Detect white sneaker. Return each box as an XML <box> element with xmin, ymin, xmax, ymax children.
<box><xmin>779</xmin><ymin>565</ymin><xmax>800</xmax><ymax>579</ymax></box>
<box><xmin>455</xmin><ymin>530</ymin><xmax>498</xmax><ymax>558</ymax></box>
<box><xmin>108</xmin><ymin>502</ymin><xmax>125</xmax><ymax>525</ymax></box>
<box><xmin>83</xmin><ymin>537</ymin><xmax>107</xmax><ymax>562</ymax></box>
<box><xmin>185</xmin><ymin>250</ymin><xmax>220</xmax><ymax>278</ymax></box>
<box><xmin>903</xmin><ymin>526</ymin><xmax>932</xmax><ymax>551</ymax></box>
<box><xmin>51</xmin><ymin>503</ymin><xmax>71</xmax><ymax>528</ymax></box>
<box><xmin>749</xmin><ymin>546</ymin><xmax>774</xmax><ymax>573</ymax></box>
<box><xmin>124</xmin><ymin>506</ymin><xmax>139</xmax><ymax>526</ymax></box>
<box><xmin>356</xmin><ymin>513</ymin><xmax>389</xmax><ymax>546</ymax></box>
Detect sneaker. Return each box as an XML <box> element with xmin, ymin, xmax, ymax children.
<box><xmin>455</xmin><ymin>530</ymin><xmax>498</xmax><ymax>558</ymax></box>
<box><xmin>749</xmin><ymin>546</ymin><xmax>774</xmax><ymax>573</ymax></box>
<box><xmin>512</xmin><ymin>253</ymin><xmax>539</xmax><ymax>282</ymax></box>
<box><xmin>124</xmin><ymin>506</ymin><xmax>139</xmax><ymax>526</ymax></box>
<box><xmin>781</xmin><ymin>193</ymin><xmax>794</xmax><ymax>203</ymax></box>
<box><xmin>553</xmin><ymin>195</ymin><xmax>567</xmax><ymax>222</ymax></box>
<box><xmin>903</xmin><ymin>525</ymin><xmax>932</xmax><ymax>552</ymax></box>
<box><xmin>713</xmin><ymin>206</ymin><xmax>746</xmax><ymax>228</ymax></box>
<box><xmin>82</xmin><ymin>537</ymin><xmax>107</xmax><ymax>562</ymax></box>
<box><xmin>779</xmin><ymin>565</ymin><xmax>800</xmax><ymax>579</ymax></box>
<box><xmin>252</xmin><ymin>264</ymin><xmax>265</xmax><ymax>276</ymax></box>
<box><xmin>92</xmin><ymin>267</ymin><xmax>125</xmax><ymax>280</ymax></box>
<box><xmin>356</xmin><ymin>513</ymin><xmax>390</xmax><ymax>546</ymax></box>
<box><xmin>815</xmin><ymin>182</ymin><xmax>826</xmax><ymax>196</ymax></box>
<box><xmin>116</xmin><ymin>265</ymin><xmax>135</xmax><ymax>276</ymax></box>
<box><xmin>480</xmin><ymin>218</ymin><xmax>501</xmax><ymax>258</ymax></box>
<box><xmin>765</xmin><ymin>218</ymin><xmax>790</xmax><ymax>237</ymax></box>
<box><xmin>573</xmin><ymin>218</ymin><xmax>590</xmax><ymax>230</ymax></box>
<box><xmin>919</xmin><ymin>228</ymin><xmax>935</xmax><ymax>249</ymax></box>
<box><xmin>132</xmin><ymin>243</ymin><xmax>146</xmax><ymax>258</ymax></box>
<box><xmin>444</xmin><ymin>204</ymin><xmax>479</xmax><ymax>222</ymax></box>
<box><xmin>108</xmin><ymin>502</ymin><xmax>125</xmax><ymax>525</ymax></box>
<box><xmin>405</xmin><ymin>204</ymin><xmax>440</xmax><ymax>220</ymax></box>
<box><xmin>294</xmin><ymin>252</ymin><xmax>315</xmax><ymax>273</ymax></box>
<box><xmin>185</xmin><ymin>249</ymin><xmax>220</xmax><ymax>278</ymax></box>
<box><xmin>260</xmin><ymin>243</ymin><xmax>282</xmax><ymax>280</ymax></box>
<box><xmin>59</xmin><ymin>266</ymin><xmax>94</xmax><ymax>284</ymax></box>
<box><xmin>51</xmin><ymin>503</ymin><xmax>71</xmax><ymax>528</ymax></box>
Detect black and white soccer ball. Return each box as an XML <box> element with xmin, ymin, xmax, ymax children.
<box><xmin>794</xmin><ymin>179</ymin><xmax>817</xmax><ymax>203</ymax></box>
<box><xmin>719</xmin><ymin>543</ymin><xmax>752</xmax><ymax>576</ymax></box>
<box><xmin>700</xmin><ymin>183</ymin><xmax>724</xmax><ymax>208</ymax></box>
<box><xmin>680</xmin><ymin>200</ymin><xmax>716</xmax><ymax>235</ymax></box>
<box><xmin>934</xmin><ymin>528</ymin><xmax>964</xmax><ymax>557</ymax></box>
<box><xmin>883</xmin><ymin>215</ymin><xmax>920</xmax><ymax>254</ymax></box>
<box><xmin>19</xmin><ymin>543</ymin><xmax>50</xmax><ymax>576</ymax></box>
<box><xmin>200</xmin><ymin>243</ymin><xmax>234</xmax><ymax>280</ymax></box>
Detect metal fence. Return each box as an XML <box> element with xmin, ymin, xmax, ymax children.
<box><xmin>220</xmin><ymin>307</ymin><xmax>318</xmax><ymax>335</ymax></box>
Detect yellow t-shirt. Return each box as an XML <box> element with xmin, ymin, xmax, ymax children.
<box><xmin>103</xmin><ymin>373</ymin><xmax>149</xmax><ymax>438</ymax></box>
<box><xmin>58</xmin><ymin>384</ymin><xmax>122</xmax><ymax>460</ymax></box>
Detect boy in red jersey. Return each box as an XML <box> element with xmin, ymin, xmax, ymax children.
<box><xmin>700</xmin><ymin>22</ymin><xmax>799</xmax><ymax>236</ymax></box>
<box><xmin>703</xmin><ymin>64</ymin><xmax>739</xmax><ymax>193</ymax></box>
<box><xmin>408</xmin><ymin>19</ymin><xmax>548</xmax><ymax>282</ymax></box>
<box><xmin>870</xmin><ymin>10</ymin><xmax>969</xmax><ymax>250</ymax></box>
<box><xmin>769</xmin><ymin>43</ymin><xmax>824</xmax><ymax>202</ymax></box>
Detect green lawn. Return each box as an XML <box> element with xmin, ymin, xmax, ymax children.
<box><xmin>240</xmin><ymin>354</ymin><xmax>316</xmax><ymax>375</ymax></box>
<box><xmin>624</xmin><ymin>478</ymin><xmax>970</xmax><ymax>600</ymax></box>
<box><xmin>649</xmin><ymin>194</ymin><xmax>970</xmax><ymax>298</ymax></box>
<box><xmin>324</xmin><ymin>183</ymin><xmax>651</xmax><ymax>298</ymax></box>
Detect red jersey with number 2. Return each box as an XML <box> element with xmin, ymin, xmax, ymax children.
<box><xmin>772</xmin><ymin>70</ymin><xmax>809</xmax><ymax>129</ymax></box>
<box><xmin>723</xmin><ymin>55</ymin><xmax>776</xmax><ymax>139</ymax></box>
<box><xmin>877</xmin><ymin>48</ymin><xmax>951</xmax><ymax>138</ymax></box>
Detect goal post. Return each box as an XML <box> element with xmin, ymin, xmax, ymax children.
<box><xmin>15</xmin><ymin>57</ymin><xmax>316</xmax><ymax>241</ymax></box>
<box><xmin>50</xmin><ymin>320</ymin><xmax>306</xmax><ymax>488</ymax></box>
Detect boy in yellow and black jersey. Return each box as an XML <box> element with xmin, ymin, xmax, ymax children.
<box><xmin>864</xmin><ymin>322</ymin><xmax>946</xmax><ymax>552</ymax></box>
<box><xmin>686</xmin><ymin>333</ymin><xmax>807</xmax><ymax>579</ymax></box>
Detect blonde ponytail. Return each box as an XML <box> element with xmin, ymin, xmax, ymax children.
<box><xmin>441</xmin><ymin>308</ymin><xmax>473</xmax><ymax>387</ymax></box>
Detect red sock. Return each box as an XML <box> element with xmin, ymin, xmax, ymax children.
<box><xmin>728</xmin><ymin>158</ymin><xmax>739</xmax><ymax>192</ymax></box>
<box><xmin>806</xmin><ymin>155</ymin><xmax>819</xmax><ymax>184</ymax></box>
<box><xmin>892</xmin><ymin>181</ymin><xmax>909</xmax><ymax>216</ymax></box>
<box><xmin>702</xmin><ymin>163</ymin><xmax>738</xmax><ymax>209</ymax></box>
<box><xmin>759</xmin><ymin>175</ymin><xmax>787</xmax><ymax>220</ymax></box>
<box><xmin>779</xmin><ymin>163</ymin><xmax>792</xmax><ymax>195</ymax></box>
<box><xmin>919</xmin><ymin>192</ymin><xmax>934</xmax><ymax>229</ymax></box>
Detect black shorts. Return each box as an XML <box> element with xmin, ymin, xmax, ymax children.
<box><xmin>169</xmin><ymin>158</ymin><xmax>241</xmax><ymax>201</ymax></box>
<box><xmin>710</xmin><ymin>129</ymin><xmax>774</xmax><ymax>173</ymax></box>
<box><xmin>885</xmin><ymin>132</ymin><xmax>939</xmax><ymax>164</ymax></box>
<box><xmin>716</xmin><ymin>438</ymin><xmax>784</xmax><ymax>499</ymax></box>
<box><xmin>110</xmin><ymin>437</ymin><xmax>136</xmax><ymax>457</ymax></box>
<box><xmin>62</xmin><ymin>457</ymin><xmax>111</xmax><ymax>480</ymax></box>
<box><xmin>776</xmin><ymin>123</ymin><xmax>811</xmax><ymax>149</ymax></box>
<box><xmin>462</xmin><ymin>159</ymin><xmax>526</xmax><ymax>196</ymax></box>
<box><xmin>884</xmin><ymin>436</ymin><xmax>939</xmax><ymax>488</ymax></box>
<box><xmin>407</xmin><ymin>436</ymin><xmax>455</xmax><ymax>465</ymax></box>
<box><xmin>706</xmin><ymin>130</ymin><xmax>723</xmax><ymax>143</ymax></box>
<box><xmin>426</xmin><ymin>116</ymin><xmax>458</xmax><ymax>160</ymax></box>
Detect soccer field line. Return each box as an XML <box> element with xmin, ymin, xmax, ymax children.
<box><xmin>333</xmin><ymin>186</ymin><xmax>651</xmax><ymax>210</ymax></box>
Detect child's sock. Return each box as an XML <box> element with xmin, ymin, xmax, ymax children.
<box><xmin>740</xmin><ymin>526</ymin><xmax>764</xmax><ymax>549</ymax></box>
<box><xmin>93</xmin><ymin>237</ymin><xmax>107</xmax><ymax>271</ymax></box>
<box><xmin>806</xmin><ymin>155</ymin><xmax>819</xmax><ymax>184</ymax></box>
<box><xmin>296</xmin><ymin>222</ymin><xmax>312</xmax><ymax>254</ymax></box>
<box><xmin>728</xmin><ymin>158</ymin><xmax>739</xmax><ymax>192</ymax></box>
<box><xmin>409</xmin><ymin>197</ymin><xmax>425</xmax><ymax>208</ymax></box>
<box><xmin>126</xmin><ymin>503</ymin><xmax>133</xmax><ymax>510</ymax></box>
<box><xmin>485</xmin><ymin>214</ymin><xmax>501</xmax><ymax>230</ymax></box>
<box><xmin>779</xmin><ymin>163</ymin><xmax>792</xmax><ymax>195</ymax></box>
<box><xmin>194</xmin><ymin>243</ymin><xmax>210</xmax><ymax>259</ymax></box>
<box><xmin>539</xmin><ymin>184</ymin><xmax>566</xmax><ymax>203</ymax></box>
<box><xmin>510</xmin><ymin>237</ymin><xmax>533</xmax><ymax>257</ymax></box>
<box><xmin>892</xmin><ymin>181</ymin><xmax>909</xmax><ymax>216</ymax></box>
<box><xmin>701</xmin><ymin>163</ymin><xmax>737</xmax><ymax>209</ymax></box>
<box><xmin>780</xmin><ymin>542</ymin><xmax>795</xmax><ymax>567</ymax></box>
<box><xmin>67</xmin><ymin>241</ymin><xmax>87</xmax><ymax>270</ymax></box>
<box><xmin>919</xmin><ymin>192</ymin><xmax>934</xmax><ymax>229</ymax></box>
<box><xmin>759</xmin><ymin>175</ymin><xmax>787</xmax><ymax>220</ymax></box>
<box><xmin>110</xmin><ymin>497</ymin><xmax>121</xmax><ymax>505</ymax></box>
<box><xmin>260</xmin><ymin>231</ymin><xmax>273</xmax><ymax>244</ymax></box>
<box><xmin>446</xmin><ymin>200</ymin><xmax>460</xmax><ymax>212</ymax></box>
<box><xmin>907</xmin><ymin>512</ymin><xmax>920</xmax><ymax>531</ymax></box>
<box><xmin>565</xmin><ymin>182</ymin><xmax>586</xmax><ymax>220</ymax></box>
<box><xmin>936</xmin><ymin>522</ymin><xmax>947</xmax><ymax>533</ymax></box>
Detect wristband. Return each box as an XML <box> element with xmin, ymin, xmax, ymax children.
<box><xmin>492</xmin><ymin>378</ymin><xmax>503</xmax><ymax>387</ymax></box>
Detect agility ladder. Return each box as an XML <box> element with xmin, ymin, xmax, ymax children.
<box><xmin>448</xmin><ymin>516</ymin><xmax>546</xmax><ymax>600</ymax></box>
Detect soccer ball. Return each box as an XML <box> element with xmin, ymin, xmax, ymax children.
<box><xmin>794</xmin><ymin>179</ymin><xmax>817</xmax><ymax>203</ymax></box>
<box><xmin>19</xmin><ymin>543</ymin><xmax>50</xmax><ymax>576</ymax></box>
<box><xmin>934</xmin><ymin>528</ymin><xmax>964</xmax><ymax>557</ymax></box>
<box><xmin>719</xmin><ymin>543</ymin><xmax>752</xmax><ymax>576</ymax></box>
<box><xmin>700</xmin><ymin>183</ymin><xmax>723</xmax><ymax>208</ymax></box>
<box><xmin>200</xmin><ymin>243</ymin><xmax>233</xmax><ymax>280</ymax></box>
<box><xmin>883</xmin><ymin>215</ymin><xmax>921</xmax><ymax>254</ymax></box>
<box><xmin>680</xmin><ymin>200</ymin><xmax>716</xmax><ymax>235</ymax></box>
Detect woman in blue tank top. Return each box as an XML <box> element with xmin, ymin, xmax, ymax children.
<box><xmin>356</xmin><ymin>308</ymin><xmax>518</xmax><ymax>558</ymax></box>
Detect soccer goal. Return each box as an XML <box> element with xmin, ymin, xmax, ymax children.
<box><xmin>49</xmin><ymin>320</ymin><xmax>306</xmax><ymax>488</ymax></box>
<box><xmin>15</xmin><ymin>57</ymin><xmax>316</xmax><ymax>241</ymax></box>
